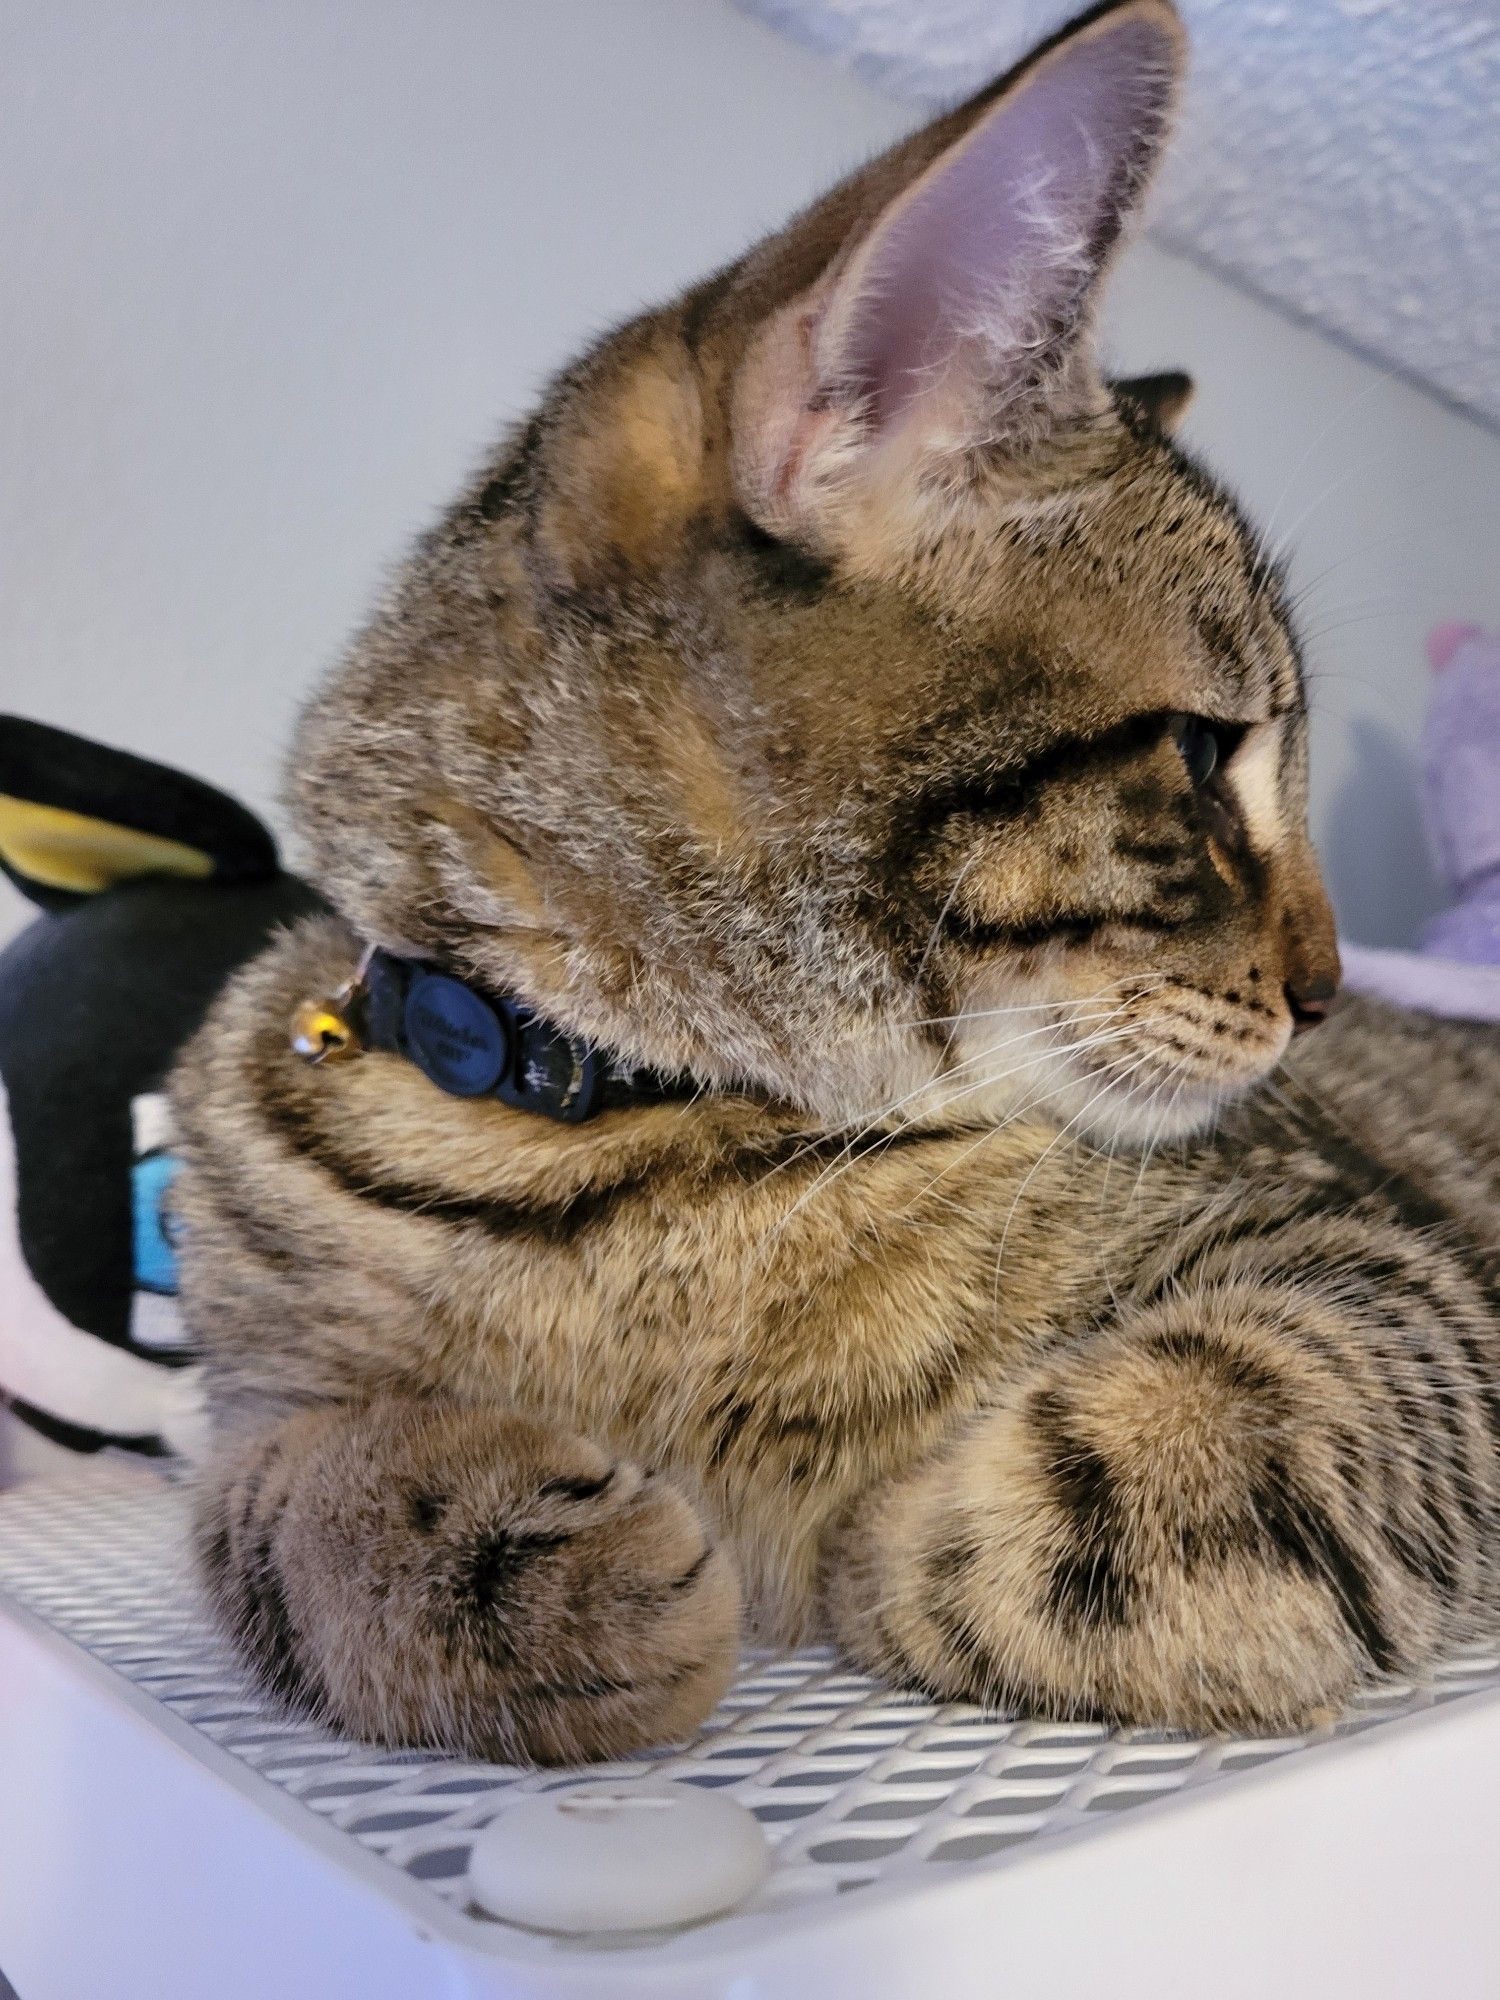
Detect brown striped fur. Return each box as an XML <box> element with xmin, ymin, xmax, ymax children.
<box><xmin>174</xmin><ymin>2</ymin><xmax>1498</xmax><ymax>1760</ymax></box>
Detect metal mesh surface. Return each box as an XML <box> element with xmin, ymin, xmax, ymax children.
<box><xmin>4</xmin><ymin>1461</ymin><xmax>1499</xmax><ymax>1950</ymax></box>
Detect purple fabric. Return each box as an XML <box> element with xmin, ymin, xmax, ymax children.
<box><xmin>1418</xmin><ymin>624</ymin><xmax>1500</xmax><ymax>964</ymax></box>
<box><xmin>1338</xmin><ymin>622</ymin><xmax>1500</xmax><ymax>1021</ymax></box>
<box><xmin>1339</xmin><ymin>942</ymin><xmax>1500</xmax><ymax>1023</ymax></box>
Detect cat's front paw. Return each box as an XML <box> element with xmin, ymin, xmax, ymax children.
<box><xmin>224</xmin><ymin>1401</ymin><xmax>740</xmax><ymax>1763</ymax></box>
<box><xmin>822</xmin><ymin>1304</ymin><xmax>1419</xmax><ymax>1735</ymax></box>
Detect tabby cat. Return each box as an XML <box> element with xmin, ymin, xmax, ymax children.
<box><xmin>174</xmin><ymin>0</ymin><xmax>1499</xmax><ymax>1763</ymax></box>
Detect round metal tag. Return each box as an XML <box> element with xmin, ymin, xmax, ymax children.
<box><xmin>403</xmin><ymin>973</ymin><xmax>509</xmax><ymax>1097</ymax></box>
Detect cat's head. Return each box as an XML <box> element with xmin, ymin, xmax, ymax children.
<box><xmin>293</xmin><ymin>0</ymin><xmax>1337</xmax><ymax>1144</ymax></box>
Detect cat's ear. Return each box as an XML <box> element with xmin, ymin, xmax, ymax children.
<box><xmin>732</xmin><ymin>0</ymin><xmax>1183</xmax><ymax>545</ymax></box>
<box><xmin>530</xmin><ymin>329</ymin><xmax>708</xmax><ymax>591</ymax></box>
<box><xmin>1111</xmin><ymin>368</ymin><xmax>1194</xmax><ymax>433</ymax></box>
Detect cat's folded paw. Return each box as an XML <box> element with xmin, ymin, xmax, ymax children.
<box><xmin>206</xmin><ymin>1400</ymin><xmax>741</xmax><ymax>1764</ymax></box>
<box><xmin>820</xmin><ymin>1305</ymin><xmax>1427</xmax><ymax>1735</ymax></box>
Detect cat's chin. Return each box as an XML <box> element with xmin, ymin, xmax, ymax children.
<box><xmin>880</xmin><ymin>1048</ymin><xmax>1260</xmax><ymax>1151</ymax></box>
<box><xmin>1060</xmin><ymin>1069</ymin><xmax>1256</xmax><ymax>1149</ymax></box>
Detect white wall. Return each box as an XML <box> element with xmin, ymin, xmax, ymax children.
<box><xmin>3</xmin><ymin>0</ymin><xmax>1499</xmax><ymax>952</ymax></box>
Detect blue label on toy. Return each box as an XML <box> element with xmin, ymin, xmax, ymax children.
<box><xmin>404</xmin><ymin>973</ymin><xmax>509</xmax><ymax>1097</ymax></box>
<box><xmin>132</xmin><ymin>1150</ymin><xmax>182</xmax><ymax>1295</ymax></box>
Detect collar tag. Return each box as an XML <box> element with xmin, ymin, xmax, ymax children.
<box><xmin>353</xmin><ymin>947</ymin><xmax>664</xmax><ymax>1124</ymax></box>
<box><xmin>403</xmin><ymin>972</ymin><xmax>509</xmax><ymax>1097</ymax></box>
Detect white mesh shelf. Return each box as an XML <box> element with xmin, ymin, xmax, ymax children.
<box><xmin>3</xmin><ymin>1460</ymin><xmax>1499</xmax><ymax>2000</ymax></box>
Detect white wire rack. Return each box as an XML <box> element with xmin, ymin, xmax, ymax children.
<box><xmin>3</xmin><ymin>1460</ymin><xmax>1499</xmax><ymax>2000</ymax></box>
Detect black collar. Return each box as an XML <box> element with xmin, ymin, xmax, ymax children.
<box><xmin>358</xmin><ymin>947</ymin><xmax>694</xmax><ymax>1124</ymax></box>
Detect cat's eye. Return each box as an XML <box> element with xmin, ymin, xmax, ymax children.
<box><xmin>1171</xmin><ymin>715</ymin><xmax>1234</xmax><ymax>788</ymax></box>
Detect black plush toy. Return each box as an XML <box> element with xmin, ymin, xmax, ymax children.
<box><xmin>0</xmin><ymin>718</ymin><xmax>321</xmax><ymax>1457</ymax></box>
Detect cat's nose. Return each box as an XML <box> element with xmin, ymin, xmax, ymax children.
<box><xmin>1285</xmin><ymin>972</ymin><xmax>1337</xmax><ymax>1034</ymax></box>
<box><xmin>1276</xmin><ymin>854</ymin><xmax>1340</xmax><ymax>1035</ymax></box>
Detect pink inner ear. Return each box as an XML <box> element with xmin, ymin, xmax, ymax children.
<box><xmin>834</xmin><ymin>12</ymin><xmax>1177</xmax><ymax>431</ymax></box>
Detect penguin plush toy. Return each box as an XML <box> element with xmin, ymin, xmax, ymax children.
<box><xmin>0</xmin><ymin>717</ymin><xmax>321</xmax><ymax>1459</ymax></box>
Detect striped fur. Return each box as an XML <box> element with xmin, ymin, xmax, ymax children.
<box><xmin>173</xmin><ymin>3</ymin><xmax>1497</xmax><ymax>1759</ymax></box>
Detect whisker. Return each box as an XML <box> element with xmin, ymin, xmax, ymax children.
<box><xmin>894</xmin><ymin>973</ymin><xmax>1169</xmax><ymax>1032</ymax></box>
<box><xmin>739</xmin><ymin>992</ymin><xmax>1144</xmax><ymax>1217</ymax></box>
<box><xmin>991</xmin><ymin>1044</ymin><xmax>1161</xmax><ymax>1293</ymax></box>
<box><xmin>903</xmin><ymin>1020</ymin><xmax>1164</xmax><ymax>1229</ymax></box>
<box><xmin>911</xmin><ymin>852</ymin><xmax>978</xmax><ymax>999</ymax></box>
<box><xmin>1252</xmin><ymin>378</ymin><xmax>1385</xmax><ymax>576</ymax></box>
<box><xmin>755</xmin><ymin>1014</ymin><xmax>1140</xmax><ymax>1254</ymax></box>
<box><xmin>729</xmin><ymin>1015</ymin><xmax>1149</xmax><ymax>1358</ymax></box>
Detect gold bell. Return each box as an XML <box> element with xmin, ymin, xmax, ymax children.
<box><xmin>290</xmin><ymin>995</ymin><xmax>362</xmax><ymax>1064</ymax></box>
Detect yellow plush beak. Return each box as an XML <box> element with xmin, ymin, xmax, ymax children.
<box><xmin>0</xmin><ymin>794</ymin><xmax>215</xmax><ymax>895</ymax></box>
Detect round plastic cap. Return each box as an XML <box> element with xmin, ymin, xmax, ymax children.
<box><xmin>468</xmin><ymin>1780</ymin><xmax>771</xmax><ymax>1935</ymax></box>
